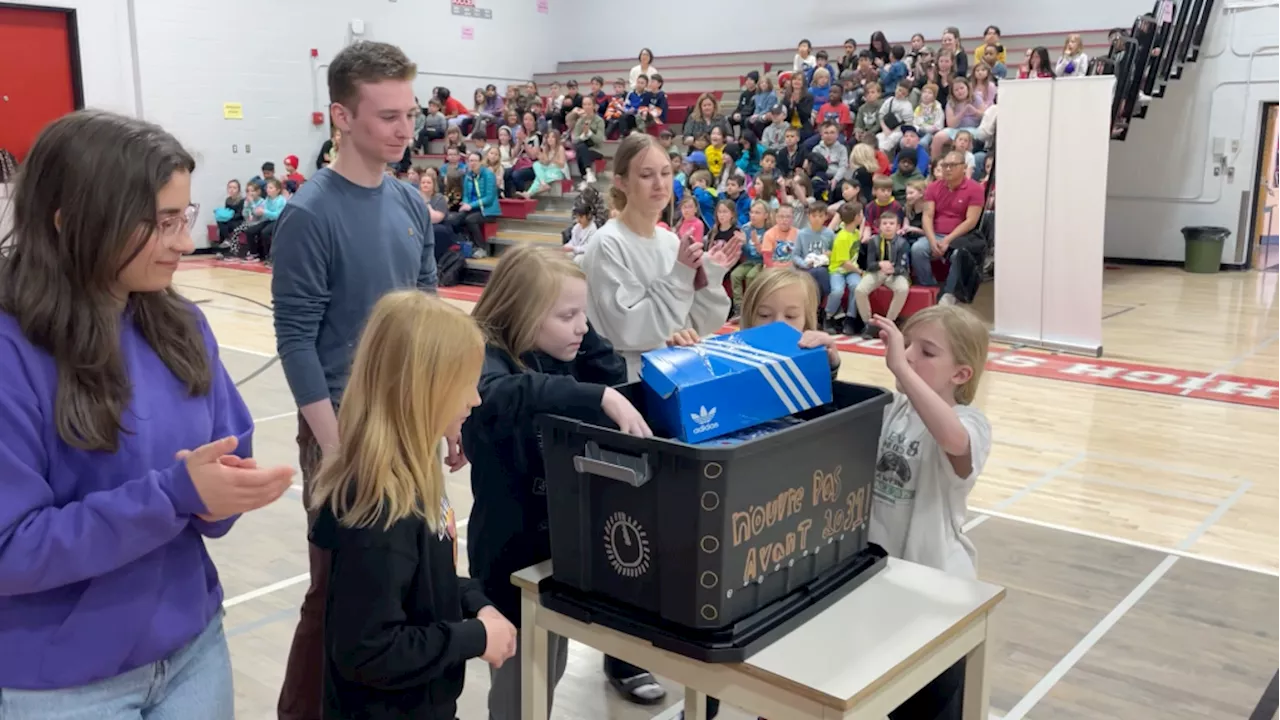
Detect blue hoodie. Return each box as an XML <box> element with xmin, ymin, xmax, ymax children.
<box><xmin>0</xmin><ymin>305</ymin><xmax>252</xmax><ymax>690</ymax></box>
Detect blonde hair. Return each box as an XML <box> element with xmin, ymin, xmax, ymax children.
<box><xmin>472</xmin><ymin>244</ymin><xmax>585</xmax><ymax>367</ymax></box>
<box><xmin>901</xmin><ymin>305</ymin><xmax>990</xmax><ymax>405</ymax></box>
<box><xmin>309</xmin><ymin>291</ymin><xmax>484</xmax><ymax>531</ymax></box>
<box><xmin>741</xmin><ymin>267</ymin><xmax>819</xmax><ymax>332</ymax></box>
<box><xmin>1063</xmin><ymin>33</ymin><xmax>1083</xmax><ymax>56</ymax></box>
<box><xmin>609</xmin><ymin>133</ymin><xmax>666</xmax><ymax>212</ymax></box>
<box><xmin>850</xmin><ymin>144</ymin><xmax>879</xmax><ymax>174</ymax></box>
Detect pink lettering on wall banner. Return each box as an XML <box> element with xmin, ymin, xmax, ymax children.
<box><xmin>537</xmin><ymin>0</ymin><xmax>549</xmax><ymax>12</ymax></box>
<box><xmin>461</xmin><ymin>26</ymin><xmax>474</xmax><ymax>40</ymax></box>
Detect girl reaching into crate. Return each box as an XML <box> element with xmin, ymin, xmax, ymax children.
<box><xmin>307</xmin><ymin>291</ymin><xmax>519</xmax><ymax>720</ymax></box>
<box><xmin>581</xmin><ymin>131</ymin><xmax>740</xmax><ymax>710</ymax></box>
<box><xmin>866</xmin><ymin>305</ymin><xmax>991</xmax><ymax>720</ymax></box>
<box><xmin>463</xmin><ymin>244</ymin><xmax>653</xmax><ymax>720</ymax></box>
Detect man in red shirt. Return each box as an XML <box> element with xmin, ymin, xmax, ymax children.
<box><xmin>911</xmin><ymin>150</ymin><xmax>987</xmax><ymax>304</ymax></box>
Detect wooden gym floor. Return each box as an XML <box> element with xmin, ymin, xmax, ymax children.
<box><xmin>175</xmin><ymin>259</ymin><xmax>1278</xmax><ymax>720</ymax></box>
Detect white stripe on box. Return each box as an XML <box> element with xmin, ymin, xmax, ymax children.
<box><xmin>703</xmin><ymin>342</ymin><xmax>815</xmax><ymax>411</ymax></box>
<box><xmin>697</xmin><ymin>345</ymin><xmax>802</xmax><ymax>414</ymax></box>
<box><xmin>714</xmin><ymin>340</ymin><xmax>824</xmax><ymax>406</ymax></box>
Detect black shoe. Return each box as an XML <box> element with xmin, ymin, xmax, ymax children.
<box><xmin>843</xmin><ymin>316</ymin><xmax>860</xmax><ymax>337</ymax></box>
<box><xmin>861</xmin><ymin>322</ymin><xmax>879</xmax><ymax>339</ymax></box>
<box><xmin>824</xmin><ymin>318</ymin><xmax>843</xmax><ymax>334</ymax></box>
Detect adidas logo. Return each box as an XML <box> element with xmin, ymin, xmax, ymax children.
<box><xmin>690</xmin><ymin>405</ymin><xmax>719</xmax><ymax>434</ymax></box>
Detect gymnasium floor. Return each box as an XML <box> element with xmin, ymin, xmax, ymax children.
<box><xmin>176</xmin><ymin>258</ymin><xmax>1279</xmax><ymax>720</ymax></box>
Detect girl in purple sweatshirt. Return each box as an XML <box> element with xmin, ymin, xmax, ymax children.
<box><xmin>0</xmin><ymin>110</ymin><xmax>294</xmax><ymax>717</ymax></box>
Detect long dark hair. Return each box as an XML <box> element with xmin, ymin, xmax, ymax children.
<box><xmin>0</xmin><ymin>110</ymin><xmax>211</xmax><ymax>451</ymax></box>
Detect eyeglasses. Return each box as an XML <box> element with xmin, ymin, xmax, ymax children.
<box><xmin>157</xmin><ymin>204</ymin><xmax>199</xmax><ymax>240</ymax></box>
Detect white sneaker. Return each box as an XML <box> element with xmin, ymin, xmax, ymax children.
<box><xmin>938</xmin><ymin>293</ymin><xmax>957</xmax><ymax>306</ymax></box>
<box><xmin>585</xmin><ymin>169</ymin><xmax>597</xmax><ymax>184</ymax></box>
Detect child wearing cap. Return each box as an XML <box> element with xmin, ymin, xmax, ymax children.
<box><xmin>761</xmin><ymin>104</ymin><xmax>790</xmax><ymax>152</ymax></box>
<box><xmin>283</xmin><ymin>155</ymin><xmax>306</xmax><ymax>186</ymax></box>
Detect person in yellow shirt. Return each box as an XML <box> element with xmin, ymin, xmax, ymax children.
<box><xmin>824</xmin><ymin>201</ymin><xmax>864</xmax><ymax>334</ymax></box>
<box><xmin>974</xmin><ymin>25</ymin><xmax>1006</xmax><ymax>66</ymax></box>
<box><xmin>705</xmin><ymin>126</ymin><xmax>727</xmax><ymax>178</ymax></box>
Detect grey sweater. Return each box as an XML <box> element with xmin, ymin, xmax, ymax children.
<box><xmin>271</xmin><ymin>169</ymin><xmax>436</xmax><ymax>407</ymax></box>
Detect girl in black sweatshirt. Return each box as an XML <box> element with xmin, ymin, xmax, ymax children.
<box><xmin>463</xmin><ymin>244</ymin><xmax>651</xmax><ymax>719</ymax></box>
<box><xmin>307</xmin><ymin>290</ymin><xmax>518</xmax><ymax>720</ymax></box>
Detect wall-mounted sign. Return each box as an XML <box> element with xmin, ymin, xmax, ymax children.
<box><xmin>461</xmin><ymin>26</ymin><xmax>474</xmax><ymax>40</ymax></box>
<box><xmin>536</xmin><ymin>0</ymin><xmax>548</xmax><ymax>13</ymax></box>
<box><xmin>223</xmin><ymin>102</ymin><xmax>243</xmax><ymax>120</ymax></box>
<box><xmin>451</xmin><ymin>0</ymin><xmax>492</xmax><ymax>19</ymax></box>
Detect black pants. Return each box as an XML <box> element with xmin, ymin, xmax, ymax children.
<box><xmin>460</xmin><ymin>209</ymin><xmax>486</xmax><ymax>249</ymax></box>
<box><xmin>432</xmin><ymin>223</ymin><xmax>461</xmax><ymax>260</ymax></box>
<box><xmin>504</xmin><ymin>166</ymin><xmax>536</xmax><ymax>197</ymax></box>
<box><xmin>942</xmin><ymin>232</ymin><xmax>987</xmax><ymax>303</ymax></box>
<box><xmin>236</xmin><ymin>220</ymin><xmax>275</xmax><ymax>259</ymax></box>
<box><xmin>574</xmin><ymin>142</ymin><xmax>602</xmax><ymax>176</ymax></box>
<box><xmin>215</xmin><ymin>219</ymin><xmax>239</xmax><ymax>243</ymax></box>
<box><xmin>416</xmin><ymin>126</ymin><xmax>444</xmax><ymax>151</ymax></box>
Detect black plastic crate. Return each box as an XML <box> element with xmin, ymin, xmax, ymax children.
<box><xmin>538</xmin><ymin>380</ymin><xmax>891</xmax><ymax>631</ymax></box>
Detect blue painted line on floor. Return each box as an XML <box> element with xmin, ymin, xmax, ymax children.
<box><xmin>226</xmin><ymin>607</ymin><xmax>298</xmax><ymax>638</ymax></box>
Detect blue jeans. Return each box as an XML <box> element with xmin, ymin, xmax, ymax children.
<box><xmin>825</xmin><ymin>270</ymin><xmax>861</xmax><ymax>315</ymax></box>
<box><xmin>0</xmin><ymin>611</ymin><xmax>233</xmax><ymax>720</ymax></box>
<box><xmin>909</xmin><ymin>237</ymin><xmax>941</xmax><ymax>287</ymax></box>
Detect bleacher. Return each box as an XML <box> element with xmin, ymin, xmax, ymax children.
<box><xmin>409</xmin><ymin>4</ymin><xmax>1214</xmax><ymax>285</ymax></box>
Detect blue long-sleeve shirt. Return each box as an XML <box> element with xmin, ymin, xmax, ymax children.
<box><xmin>272</xmin><ymin>168</ymin><xmax>437</xmax><ymax>407</ymax></box>
<box><xmin>462</xmin><ymin>167</ymin><xmax>501</xmax><ymax>217</ymax></box>
<box><xmin>0</xmin><ymin>306</ymin><xmax>251</xmax><ymax>690</ymax></box>
<box><xmin>262</xmin><ymin>194</ymin><xmax>287</xmax><ymax>220</ymax></box>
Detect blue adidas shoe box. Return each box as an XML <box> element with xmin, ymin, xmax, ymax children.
<box><xmin>640</xmin><ymin>322</ymin><xmax>834</xmax><ymax>442</ymax></box>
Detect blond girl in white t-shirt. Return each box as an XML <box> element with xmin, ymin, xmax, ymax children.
<box><xmin>867</xmin><ymin>305</ymin><xmax>991</xmax><ymax>579</ymax></box>
<box><xmin>866</xmin><ymin>304</ymin><xmax>990</xmax><ymax>719</ymax></box>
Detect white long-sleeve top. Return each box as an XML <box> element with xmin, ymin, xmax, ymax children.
<box><xmin>583</xmin><ymin>218</ymin><xmax>732</xmax><ymax>380</ymax></box>
<box><xmin>1055</xmin><ymin>52</ymin><xmax>1089</xmax><ymax>77</ymax></box>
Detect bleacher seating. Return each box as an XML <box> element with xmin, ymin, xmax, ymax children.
<box><xmin>416</xmin><ymin>18</ymin><xmax>1202</xmax><ymax>290</ymax></box>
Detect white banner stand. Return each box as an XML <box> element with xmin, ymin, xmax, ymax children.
<box><xmin>993</xmin><ymin>75</ymin><xmax>1114</xmax><ymax>357</ymax></box>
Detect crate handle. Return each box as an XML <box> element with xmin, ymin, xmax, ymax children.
<box><xmin>573</xmin><ymin>441</ymin><xmax>651</xmax><ymax>488</ymax></box>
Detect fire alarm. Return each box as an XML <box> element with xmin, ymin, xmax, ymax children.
<box><xmin>310</xmin><ymin>48</ymin><xmax>318</xmax><ymax>58</ymax></box>
<box><xmin>312</xmin><ymin>112</ymin><xmax>325</xmax><ymax>125</ymax></box>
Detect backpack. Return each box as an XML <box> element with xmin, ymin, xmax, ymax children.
<box><xmin>437</xmin><ymin>248</ymin><xmax>465</xmax><ymax>287</ymax></box>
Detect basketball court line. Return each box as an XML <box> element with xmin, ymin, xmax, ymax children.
<box><xmin>186</xmin><ymin>263</ymin><xmax>1278</xmax><ymax>409</ymax></box>
<box><xmin>1002</xmin><ymin>480</ymin><xmax>1253</xmax><ymax>719</ymax></box>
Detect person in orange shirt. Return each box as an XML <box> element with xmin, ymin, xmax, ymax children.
<box><xmin>760</xmin><ymin>203</ymin><xmax>799</xmax><ymax>266</ymax></box>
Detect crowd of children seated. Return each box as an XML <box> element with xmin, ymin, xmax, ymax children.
<box><xmin>381</xmin><ymin>26</ymin><xmax>1100</xmax><ymax>331</ymax></box>
<box><xmin>213</xmin><ymin>156</ymin><xmax>309</xmax><ymax>264</ymax></box>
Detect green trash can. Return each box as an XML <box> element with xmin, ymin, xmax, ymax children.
<box><xmin>1181</xmin><ymin>226</ymin><xmax>1230</xmax><ymax>273</ymax></box>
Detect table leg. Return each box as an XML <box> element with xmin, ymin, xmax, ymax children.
<box><xmin>961</xmin><ymin>617</ymin><xmax>991</xmax><ymax>720</ymax></box>
<box><xmin>521</xmin><ymin>592</ymin><xmax>549</xmax><ymax>720</ymax></box>
<box><xmin>684</xmin><ymin>686</ymin><xmax>708</xmax><ymax>720</ymax></box>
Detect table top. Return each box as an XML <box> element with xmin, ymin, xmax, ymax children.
<box><xmin>514</xmin><ymin>558</ymin><xmax>1004</xmax><ymax>710</ymax></box>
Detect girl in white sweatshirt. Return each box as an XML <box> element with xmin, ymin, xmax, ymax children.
<box><xmin>582</xmin><ymin>133</ymin><xmax>742</xmax><ymax>381</ymax></box>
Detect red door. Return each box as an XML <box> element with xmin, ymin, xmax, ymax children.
<box><xmin>0</xmin><ymin>7</ymin><xmax>77</xmax><ymax>162</ymax></box>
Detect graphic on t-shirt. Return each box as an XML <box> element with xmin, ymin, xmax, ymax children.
<box><xmin>874</xmin><ymin>430</ymin><xmax>919</xmax><ymax>504</ymax></box>
<box><xmin>773</xmin><ymin>240</ymin><xmax>795</xmax><ymax>264</ymax></box>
